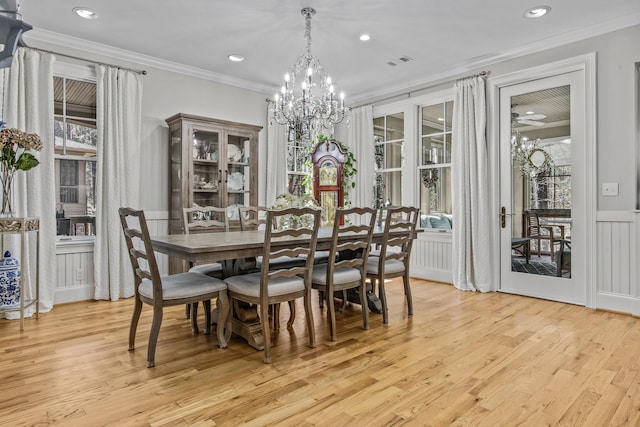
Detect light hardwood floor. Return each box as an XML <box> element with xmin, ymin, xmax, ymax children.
<box><xmin>2</xmin><ymin>279</ymin><xmax>640</xmax><ymax>426</ymax></box>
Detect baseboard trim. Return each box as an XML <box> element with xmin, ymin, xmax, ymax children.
<box><xmin>411</xmin><ymin>268</ymin><xmax>453</xmax><ymax>285</ymax></box>
<box><xmin>596</xmin><ymin>291</ymin><xmax>640</xmax><ymax>316</ymax></box>
<box><xmin>54</xmin><ymin>285</ymin><xmax>94</xmax><ymax>305</ymax></box>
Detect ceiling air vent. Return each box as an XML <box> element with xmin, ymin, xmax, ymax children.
<box><xmin>399</xmin><ymin>55</ymin><xmax>413</xmax><ymax>63</ymax></box>
<box><xmin>387</xmin><ymin>61</ymin><xmax>397</xmax><ymax>67</ymax></box>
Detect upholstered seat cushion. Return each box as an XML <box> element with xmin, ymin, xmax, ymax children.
<box><xmin>139</xmin><ymin>272</ymin><xmax>227</xmax><ymax>300</ymax></box>
<box><xmin>366</xmin><ymin>256</ymin><xmax>405</xmax><ymax>275</ymax></box>
<box><xmin>225</xmin><ymin>272</ymin><xmax>305</xmax><ymax>298</ymax></box>
<box><xmin>311</xmin><ymin>264</ymin><xmax>362</xmax><ymax>285</ymax></box>
<box><xmin>189</xmin><ymin>262</ymin><xmax>223</xmax><ymax>276</ymax></box>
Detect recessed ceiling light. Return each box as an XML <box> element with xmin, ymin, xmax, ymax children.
<box><xmin>437</xmin><ymin>117</ymin><xmax>444</xmax><ymax>122</ymax></box>
<box><xmin>523</xmin><ymin>6</ymin><xmax>551</xmax><ymax>19</ymax></box>
<box><xmin>526</xmin><ymin>111</ymin><xmax>535</xmax><ymax>115</ymax></box>
<box><xmin>359</xmin><ymin>34</ymin><xmax>371</xmax><ymax>42</ymax></box>
<box><xmin>73</xmin><ymin>7</ymin><xmax>98</xmax><ymax>20</ymax></box>
<box><xmin>228</xmin><ymin>54</ymin><xmax>244</xmax><ymax>62</ymax></box>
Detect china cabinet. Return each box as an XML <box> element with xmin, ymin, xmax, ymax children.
<box><xmin>165</xmin><ymin>113</ymin><xmax>262</xmax><ymax>235</ymax></box>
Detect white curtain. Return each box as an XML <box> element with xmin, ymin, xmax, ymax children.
<box><xmin>344</xmin><ymin>105</ymin><xmax>374</xmax><ymax>209</ymax></box>
<box><xmin>265</xmin><ymin>112</ymin><xmax>288</xmax><ymax>206</ymax></box>
<box><xmin>451</xmin><ymin>75</ymin><xmax>494</xmax><ymax>292</ymax></box>
<box><xmin>2</xmin><ymin>48</ymin><xmax>56</xmax><ymax>317</ymax></box>
<box><xmin>94</xmin><ymin>66</ymin><xmax>143</xmax><ymax>301</ymax></box>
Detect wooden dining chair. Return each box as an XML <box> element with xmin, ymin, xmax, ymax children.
<box><xmin>119</xmin><ymin>207</ymin><xmax>231</xmax><ymax>368</ymax></box>
<box><xmin>224</xmin><ymin>207</ymin><xmax>321</xmax><ymax>364</ymax></box>
<box><xmin>366</xmin><ymin>206</ymin><xmax>419</xmax><ymax>324</ymax></box>
<box><xmin>311</xmin><ymin>207</ymin><xmax>376</xmax><ymax>342</ymax></box>
<box><xmin>182</xmin><ymin>206</ymin><xmax>229</xmax><ymax>319</ymax></box>
<box><xmin>239</xmin><ymin>205</ymin><xmax>306</xmax><ymax>330</ymax></box>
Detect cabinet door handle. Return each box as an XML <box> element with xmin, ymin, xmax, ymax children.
<box><xmin>218</xmin><ymin>169</ymin><xmax>222</xmax><ymax>183</ymax></box>
<box><xmin>225</xmin><ymin>170</ymin><xmax>228</xmax><ymax>183</ymax></box>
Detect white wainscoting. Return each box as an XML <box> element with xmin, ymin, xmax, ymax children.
<box><xmin>410</xmin><ymin>230</ymin><xmax>453</xmax><ymax>284</ymax></box>
<box><xmin>595</xmin><ymin>211</ymin><xmax>640</xmax><ymax>315</ymax></box>
<box><xmin>54</xmin><ymin>211</ymin><xmax>169</xmax><ymax>304</ymax></box>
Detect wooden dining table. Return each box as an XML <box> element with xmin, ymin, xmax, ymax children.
<box><xmin>150</xmin><ymin>226</ymin><xmax>415</xmax><ymax>349</ymax></box>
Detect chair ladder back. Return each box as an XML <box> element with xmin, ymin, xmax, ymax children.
<box><xmin>239</xmin><ymin>206</ymin><xmax>269</xmax><ymax>231</ymax></box>
<box><xmin>261</xmin><ymin>207</ymin><xmax>321</xmax><ymax>291</ymax></box>
<box><xmin>119</xmin><ymin>207</ymin><xmax>163</xmax><ymax>296</ymax></box>
<box><xmin>183</xmin><ymin>206</ymin><xmax>229</xmax><ymax>234</ymax></box>
<box><xmin>378</xmin><ymin>206</ymin><xmax>419</xmax><ymax>265</ymax></box>
<box><xmin>329</xmin><ymin>207</ymin><xmax>377</xmax><ymax>274</ymax></box>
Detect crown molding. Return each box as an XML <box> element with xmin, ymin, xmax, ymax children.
<box><xmin>24</xmin><ymin>28</ymin><xmax>274</xmax><ymax>95</ymax></box>
<box><xmin>353</xmin><ymin>12</ymin><xmax>640</xmax><ymax>105</ymax></box>
<box><xmin>23</xmin><ymin>11</ymin><xmax>640</xmax><ymax>105</ymax></box>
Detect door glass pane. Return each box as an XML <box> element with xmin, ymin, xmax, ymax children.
<box><xmin>510</xmin><ymin>86</ymin><xmax>571</xmax><ymax>278</ymax></box>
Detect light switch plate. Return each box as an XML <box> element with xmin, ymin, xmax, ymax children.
<box><xmin>602</xmin><ymin>182</ymin><xmax>619</xmax><ymax>196</ymax></box>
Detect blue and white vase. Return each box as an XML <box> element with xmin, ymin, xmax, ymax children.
<box><xmin>0</xmin><ymin>250</ymin><xmax>20</xmax><ymax>306</ymax></box>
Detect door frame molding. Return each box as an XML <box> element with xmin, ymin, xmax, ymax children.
<box><xmin>486</xmin><ymin>53</ymin><xmax>597</xmax><ymax>308</ymax></box>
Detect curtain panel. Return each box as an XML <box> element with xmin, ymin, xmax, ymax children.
<box><xmin>451</xmin><ymin>75</ymin><xmax>494</xmax><ymax>292</ymax></box>
<box><xmin>2</xmin><ymin>48</ymin><xmax>56</xmax><ymax>317</ymax></box>
<box><xmin>94</xmin><ymin>66</ymin><xmax>143</xmax><ymax>301</ymax></box>
<box><xmin>265</xmin><ymin>113</ymin><xmax>288</xmax><ymax>207</ymax></box>
<box><xmin>345</xmin><ymin>105</ymin><xmax>374</xmax><ymax>210</ymax></box>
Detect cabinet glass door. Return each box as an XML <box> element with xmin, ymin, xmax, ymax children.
<box><xmin>225</xmin><ymin>133</ymin><xmax>252</xmax><ymax>221</ymax></box>
<box><xmin>192</xmin><ymin>129</ymin><xmax>221</xmax><ymax>208</ymax></box>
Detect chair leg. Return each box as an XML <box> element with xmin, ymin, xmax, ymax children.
<box><xmin>327</xmin><ymin>288</ymin><xmax>337</xmax><ymax>342</ymax></box>
<box><xmin>378</xmin><ymin>278</ymin><xmax>389</xmax><ymax>324</ymax></box>
<box><xmin>216</xmin><ymin>293</ymin><xmax>230</xmax><ymax>348</ymax></box>
<box><xmin>318</xmin><ymin>291</ymin><xmax>325</xmax><ymax>309</ymax></box>
<box><xmin>338</xmin><ymin>290</ymin><xmax>348</xmax><ymax>312</ymax></box>
<box><xmin>272</xmin><ymin>304</ymin><xmax>280</xmax><ymax>330</ymax></box>
<box><xmin>403</xmin><ymin>274</ymin><xmax>413</xmax><ymax>316</ymax></box>
<box><xmin>129</xmin><ymin>295</ymin><xmax>143</xmax><ymax>351</ymax></box>
<box><xmin>147</xmin><ymin>306</ymin><xmax>163</xmax><ymax>368</ymax></box>
<box><xmin>304</xmin><ymin>291</ymin><xmax>316</xmax><ymax>349</ymax></box>
<box><xmin>203</xmin><ymin>300</ymin><xmax>211</xmax><ymax>335</ymax></box>
<box><xmin>359</xmin><ymin>280</ymin><xmax>369</xmax><ymax>331</ymax></box>
<box><xmin>185</xmin><ymin>303</ymin><xmax>191</xmax><ymax>320</ymax></box>
<box><xmin>190</xmin><ymin>302</ymin><xmax>199</xmax><ymax>334</ymax></box>
<box><xmin>286</xmin><ymin>301</ymin><xmax>296</xmax><ymax>328</ymax></box>
<box><xmin>260</xmin><ymin>303</ymin><xmax>272</xmax><ymax>364</ymax></box>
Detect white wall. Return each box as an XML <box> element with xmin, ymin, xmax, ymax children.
<box><xmin>139</xmin><ymin>68</ymin><xmax>269</xmax><ymax>211</ymax></box>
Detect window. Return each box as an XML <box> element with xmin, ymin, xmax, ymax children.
<box><xmin>54</xmin><ymin>76</ymin><xmax>97</xmax><ymax>238</ymax></box>
<box><xmin>286</xmin><ymin>137</ymin><xmax>308</xmax><ymax>197</ymax></box>
<box><xmin>373</xmin><ymin>113</ymin><xmax>404</xmax><ymax>208</ymax></box>
<box><xmin>59</xmin><ymin>159</ymin><xmax>79</xmax><ymax>203</ymax></box>
<box><xmin>419</xmin><ymin>101</ymin><xmax>453</xmax><ymax>230</ymax></box>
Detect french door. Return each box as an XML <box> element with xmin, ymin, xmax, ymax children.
<box><xmin>499</xmin><ymin>71</ymin><xmax>586</xmax><ymax>305</ymax></box>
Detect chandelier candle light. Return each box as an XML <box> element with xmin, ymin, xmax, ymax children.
<box><xmin>271</xmin><ymin>7</ymin><xmax>350</xmax><ymax>133</ymax></box>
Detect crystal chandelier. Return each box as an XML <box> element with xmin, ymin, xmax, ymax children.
<box><xmin>270</xmin><ymin>7</ymin><xmax>350</xmax><ymax>135</ymax></box>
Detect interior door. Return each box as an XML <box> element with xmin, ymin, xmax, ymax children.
<box><xmin>499</xmin><ymin>71</ymin><xmax>586</xmax><ymax>305</ymax></box>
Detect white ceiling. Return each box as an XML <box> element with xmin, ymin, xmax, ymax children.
<box><xmin>18</xmin><ymin>0</ymin><xmax>640</xmax><ymax>104</ymax></box>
